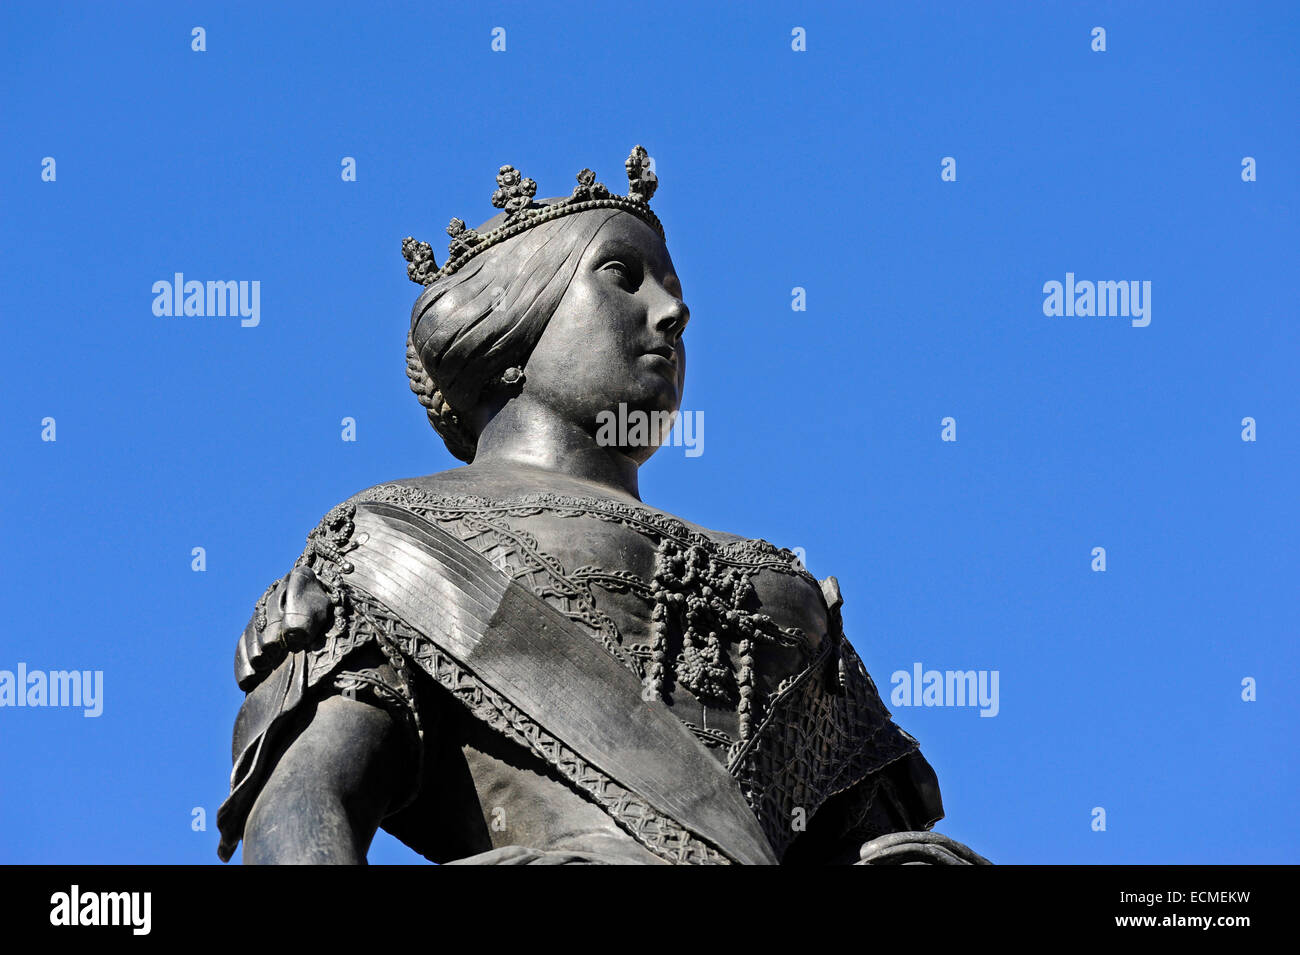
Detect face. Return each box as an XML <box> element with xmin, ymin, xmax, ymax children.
<box><xmin>520</xmin><ymin>211</ymin><xmax>690</xmax><ymax>462</ymax></box>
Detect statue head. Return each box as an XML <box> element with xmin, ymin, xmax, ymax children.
<box><xmin>403</xmin><ymin>146</ymin><xmax>688</xmax><ymax>465</ymax></box>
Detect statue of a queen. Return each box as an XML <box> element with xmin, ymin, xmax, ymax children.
<box><xmin>216</xmin><ymin>146</ymin><xmax>990</xmax><ymax>866</ymax></box>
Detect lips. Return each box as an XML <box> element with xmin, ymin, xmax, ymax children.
<box><xmin>643</xmin><ymin>350</ymin><xmax>678</xmax><ymax>378</ymax></box>
<box><xmin>644</xmin><ymin>346</ymin><xmax>677</xmax><ymax>368</ymax></box>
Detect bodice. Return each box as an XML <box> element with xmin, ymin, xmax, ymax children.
<box><xmin>351</xmin><ymin>482</ymin><xmax>830</xmax><ymax>760</ymax></box>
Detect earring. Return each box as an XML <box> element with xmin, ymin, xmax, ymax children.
<box><xmin>499</xmin><ymin>366</ymin><xmax>526</xmax><ymax>388</ymax></box>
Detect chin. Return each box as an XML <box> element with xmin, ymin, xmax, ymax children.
<box><xmin>591</xmin><ymin>385</ymin><xmax>681</xmax><ymax>457</ymax></box>
<box><xmin>634</xmin><ymin>373</ymin><xmax>683</xmax><ymax>415</ymax></box>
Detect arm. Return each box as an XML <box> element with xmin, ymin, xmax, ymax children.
<box><xmin>857</xmin><ymin>830</ymin><xmax>991</xmax><ymax>865</ymax></box>
<box><xmin>223</xmin><ymin>565</ymin><xmax>423</xmax><ymax>864</ymax></box>
<box><xmin>241</xmin><ymin>693</ymin><xmax>411</xmax><ymax>865</ymax></box>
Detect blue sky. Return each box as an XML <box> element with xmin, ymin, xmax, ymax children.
<box><xmin>2</xmin><ymin>0</ymin><xmax>1296</xmax><ymax>864</ymax></box>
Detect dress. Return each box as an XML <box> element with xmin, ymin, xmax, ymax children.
<box><xmin>217</xmin><ymin>480</ymin><xmax>945</xmax><ymax>865</ymax></box>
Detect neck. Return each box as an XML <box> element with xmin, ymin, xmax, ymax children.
<box><xmin>471</xmin><ymin>395</ymin><xmax>643</xmax><ymax>500</ymax></box>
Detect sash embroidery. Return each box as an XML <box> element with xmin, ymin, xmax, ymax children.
<box><xmin>345</xmin><ymin>586</ymin><xmax>728</xmax><ymax>865</ymax></box>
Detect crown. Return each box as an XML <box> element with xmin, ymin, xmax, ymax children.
<box><xmin>401</xmin><ymin>145</ymin><xmax>662</xmax><ymax>287</ymax></box>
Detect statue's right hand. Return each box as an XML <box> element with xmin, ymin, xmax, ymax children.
<box><xmin>234</xmin><ymin>566</ymin><xmax>333</xmax><ymax>691</ymax></box>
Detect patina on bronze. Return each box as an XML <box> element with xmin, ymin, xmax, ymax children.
<box><xmin>217</xmin><ymin>146</ymin><xmax>990</xmax><ymax>865</ymax></box>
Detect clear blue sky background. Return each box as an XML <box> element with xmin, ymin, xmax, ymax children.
<box><xmin>2</xmin><ymin>1</ymin><xmax>1296</xmax><ymax>864</ymax></box>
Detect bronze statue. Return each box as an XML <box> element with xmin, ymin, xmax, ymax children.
<box><xmin>217</xmin><ymin>146</ymin><xmax>990</xmax><ymax>865</ymax></box>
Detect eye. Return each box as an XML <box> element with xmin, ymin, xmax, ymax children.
<box><xmin>600</xmin><ymin>259</ymin><xmax>641</xmax><ymax>291</ymax></box>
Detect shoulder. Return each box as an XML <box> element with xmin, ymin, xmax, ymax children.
<box><xmin>339</xmin><ymin>468</ymin><xmax>472</xmax><ymax>505</ymax></box>
<box><xmin>315</xmin><ymin>469</ymin><xmax>485</xmax><ymax>522</ymax></box>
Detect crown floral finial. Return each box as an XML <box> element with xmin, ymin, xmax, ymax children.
<box><xmin>625</xmin><ymin>145</ymin><xmax>657</xmax><ymax>203</ymax></box>
<box><xmin>401</xmin><ymin>236</ymin><xmax>438</xmax><ymax>286</ymax></box>
<box><xmin>571</xmin><ymin>168</ymin><xmax>610</xmax><ymax>202</ymax></box>
<box><xmin>445</xmin><ymin>218</ymin><xmax>481</xmax><ymax>261</ymax></box>
<box><xmin>491</xmin><ymin>165</ymin><xmax>537</xmax><ymax>216</ymax></box>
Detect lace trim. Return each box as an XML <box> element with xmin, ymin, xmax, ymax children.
<box><xmin>349</xmin><ymin>484</ymin><xmax>817</xmax><ymax>581</ymax></box>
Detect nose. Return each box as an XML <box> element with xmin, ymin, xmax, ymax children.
<box><xmin>650</xmin><ymin>286</ymin><xmax>689</xmax><ymax>342</ymax></box>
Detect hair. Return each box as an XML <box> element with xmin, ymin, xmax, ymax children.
<box><xmin>406</xmin><ymin>207</ymin><xmax>627</xmax><ymax>462</ymax></box>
